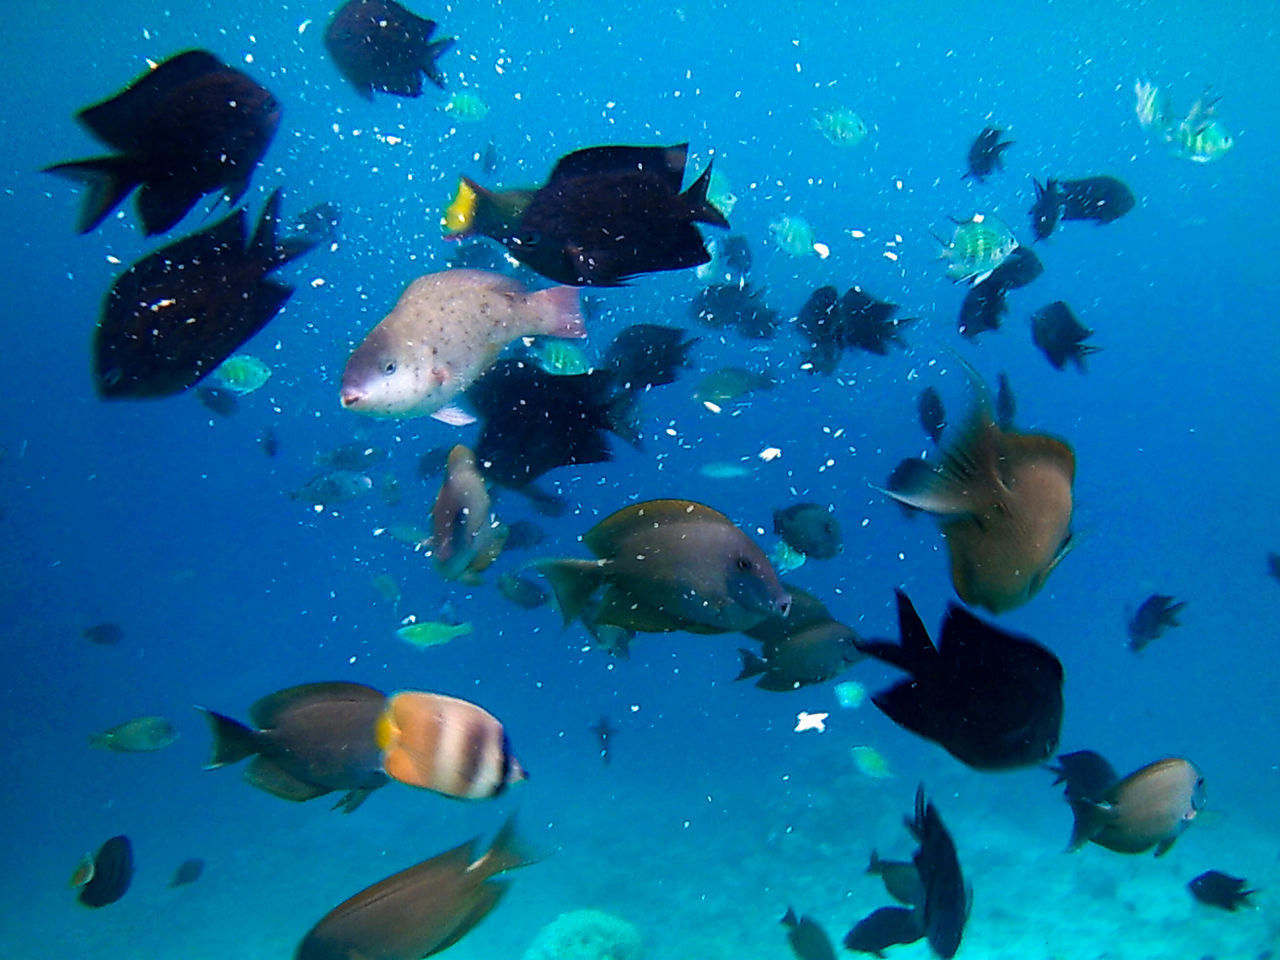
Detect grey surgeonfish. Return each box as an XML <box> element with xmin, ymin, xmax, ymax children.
<box><xmin>1066</xmin><ymin>756</ymin><xmax>1206</xmax><ymax>856</ymax></box>
<box><xmin>843</xmin><ymin>906</ymin><xmax>923</xmax><ymax>958</ymax></box>
<box><xmin>867</xmin><ymin>850</ymin><xmax>925</xmax><ymax>908</ymax></box>
<box><xmin>781</xmin><ymin>907</ymin><xmax>838</xmax><ymax>960</ymax></box>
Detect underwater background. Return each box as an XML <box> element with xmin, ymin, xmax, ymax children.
<box><xmin>2</xmin><ymin>0</ymin><xmax>1278</xmax><ymax>957</ymax></box>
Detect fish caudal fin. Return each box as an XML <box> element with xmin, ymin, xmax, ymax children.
<box><xmin>535</xmin><ymin>558</ymin><xmax>607</xmax><ymax>625</ymax></box>
<box><xmin>478</xmin><ymin>813</ymin><xmax>539</xmax><ymax>877</ymax></box>
<box><xmin>1065</xmin><ymin>797</ymin><xmax>1111</xmax><ymax>852</ymax></box>
<box><xmin>252</xmin><ymin>189</ymin><xmax>319</xmax><ymax>267</ymax></box>
<box><xmin>196</xmin><ymin>707</ymin><xmax>260</xmax><ymax>768</ymax></box>
<box><xmin>735</xmin><ymin>648</ymin><xmax>769</xmax><ymax>681</ymax></box>
<box><xmin>420</xmin><ymin>37</ymin><xmax>456</xmax><ymax>89</ymax></box>
<box><xmin>43</xmin><ymin>156</ymin><xmax>141</xmax><ymax>234</ymax></box>
<box><xmin>529</xmin><ymin>286</ymin><xmax>586</xmax><ymax>339</ymax></box>
<box><xmin>683</xmin><ymin>162</ymin><xmax>731</xmax><ymax>229</ymax></box>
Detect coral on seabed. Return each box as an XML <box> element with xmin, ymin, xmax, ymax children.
<box><xmin>522</xmin><ymin>909</ymin><xmax>644</xmax><ymax>960</ymax></box>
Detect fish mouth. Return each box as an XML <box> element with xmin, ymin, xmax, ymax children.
<box><xmin>340</xmin><ymin>388</ymin><xmax>364</xmax><ymax>408</ymax></box>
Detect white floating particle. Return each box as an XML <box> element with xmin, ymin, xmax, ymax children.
<box><xmin>665</xmin><ymin>427</ymin><xmax>678</xmax><ymax>437</ymax></box>
<box><xmin>895</xmin><ymin>180</ymin><xmax>904</xmax><ymax>190</ymax></box>
<box><xmin>298</xmin><ymin>18</ymin><xmax>311</xmax><ymax>33</ymax></box>
<box><xmin>850</xmin><ymin>229</ymin><xmax>866</xmax><ymax>239</ymax></box>
<box><xmin>883</xmin><ymin>250</ymin><xmax>899</xmax><ymax>261</ymax></box>
<box><xmin>310</xmin><ymin>277</ymin><xmax>326</xmax><ymax>288</ymax></box>
<box><xmin>759</xmin><ymin>446</ymin><xmax>782</xmax><ymax>461</ymax></box>
<box><xmin>813</xmin><ymin>242</ymin><xmax>830</xmax><ymax>259</ymax></box>
<box><xmin>702</xmin><ymin>401</ymin><xmax>722</xmax><ymax>414</ymax></box>
<box><xmin>105</xmin><ymin>255</ymin><xmax>120</xmax><ymax>264</ymax></box>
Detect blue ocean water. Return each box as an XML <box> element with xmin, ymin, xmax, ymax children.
<box><xmin>2</xmin><ymin>0</ymin><xmax>1278</xmax><ymax>957</ymax></box>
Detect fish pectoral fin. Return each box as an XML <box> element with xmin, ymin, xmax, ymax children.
<box><xmin>431</xmin><ymin>404</ymin><xmax>477</xmax><ymax>427</ymax></box>
<box><xmin>1153</xmin><ymin>836</ymin><xmax>1179</xmax><ymax>857</ymax></box>
<box><xmin>534</xmin><ymin>558</ymin><xmax>608</xmax><ymax>625</ymax></box>
<box><xmin>243</xmin><ymin>757</ymin><xmax>331</xmax><ymax>802</ymax></box>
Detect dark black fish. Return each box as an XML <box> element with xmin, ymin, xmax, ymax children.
<box><xmin>867</xmin><ymin>850</ymin><xmax>925</xmax><ymax>908</ymax></box>
<box><xmin>78</xmin><ymin>835</ymin><xmax>133</xmax><ymax>908</ymax></box>
<box><xmin>773</xmin><ymin>502</ymin><xmax>842</xmax><ymax>559</ymax></box>
<box><xmin>1048</xmin><ymin>750</ymin><xmax>1119</xmax><ymax>802</ymax></box>
<box><xmin>603</xmin><ymin>324</ymin><xmax>698</xmax><ymax>391</ymax></box>
<box><xmin>195</xmin><ymin>385</ymin><xmax>239</xmax><ymax>417</ymax></box>
<box><xmin>291</xmin><ymin>202</ymin><xmax>342</xmax><ymax>246</ymax></box>
<box><xmin>690</xmin><ymin>281</ymin><xmax>778</xmax><ymax>339</ymax></box>
<box><xmin>782</xmin><ymin>907</ymin><xmax>838</xmax><ymax>960</ymax></box>
<box><xmin>796</xmin><ymin>285</ymin><xmax>914</xmax><ymax>372</ymax></box>
<box><xmin>989</xmin><ymin>245</ymin><xmax>1044</xmax><ymax>290</ymax></box>
<box><xmin>906</xmin><ymin>786</ymin><xmax>969</xmax><ymax>959</ymax></box>
<box><xmin>589</xmin><ymin>716</ymin><xmax>617</xmax><ymax>765</ymax></box>
<box><xmin>45</xmin><ymin>50</ymin><xmax>279</xmax><ymax>235</ymax></box>
<box><xmin>1059</xmin><ymin>176</ymin><xmax>1135</xmax><ymax>224</ymax></box>
<box><xmin>843</xmin><ymin>906</ymin><xmax>923</xmax><ymax>958</ymax></box>
<box><xmin>1029</xmin><ymin>178</ymin><xmax>1062</xmax><ymax>241</ymax></box>
<box><xmin>170</xmin><ymin>857</ymin><xmax>205</xmax><ymax>887</ymax></box>
<box><xmin>957</xmin><ymin>278</ymin><xmax>1008</xmax><ymax>338</ymax></box>
<box><xmin>1188</xmin><ymin>871</ymin><xmax>1257</xmax><ymax>912</ymax></box>
<box><xmin>856</xmin><ymin>591</ymin><xmax>1064</xmax><ymax>770</ymax></box>
<box><xmin>917</xmin><ymin>387</ymin><xmax>946</xmax><ymax>444</ymax></box>
<box><xmin>498</xmin><ymin>143</ymin><xmax>730</xmax><ymax>286</ymax></box>
<box><xmin>964</xmin><ymin>126</ymin><xmax>1013</xmax><ymax>181</ymax></box>
<box><xmin>324</xmin><ymin>0</ymin><xmax>455</xmax><ymax>99</ymax></box>
<box><xmin>468</xmin><ymin>360</ymin><xmax>637</xmax><ymax>489</ymax></box>
<box><xmin>994</xmin><ymin>372</ymin><xmax>1016</xmax><ymax>429</ymax></box>
<box><xmin>1032</xmin><ymin>300</ymin><xmax>1100</xmax><ymax>372</ymax></box>
<box><xmin>258</xmin><ymin>426</ymin><xmax>279</xmax><ymax>458</ymax></box>
<box><xmin>95</xmin><ymin>191</ymin><xmax>320</xmax><ymax>399</ymax></box>
<box><xmin>1127</xmin><ymin>594</ymin><xmax>1187</xmax><ymax>652</ymax></box>
<box><xmin>82</xmin><ymin>622</ymin><xmax>124</xmax><ymax>645</ymax></box>
<box><xmin>1268</xmin><ymin>552</ymin><xmax>1280</xmax><ymax>583</ymax></box>
<box><xmin>722</xmin><ymin>235</ymin><xmax>754</xmax><ymax>275</ymax></box>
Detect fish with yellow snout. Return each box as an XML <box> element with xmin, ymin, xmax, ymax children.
<box><xmin>534</xmin><ymin>498</ymin><xmax>791</xmax><ymax>635</ymax></box>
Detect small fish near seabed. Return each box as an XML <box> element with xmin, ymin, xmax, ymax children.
<box><xmin>1126</xmin><ymin>594</ymin><xmax>1187</xmax><ymax>652</ymax></box>
<box><xmin>774</xmin><ymin>502</ymin><xmax>842</xmax><ymax>560</ymax></box>
<box><xmin>324</xmin><ymin>0</ymin><xmax>455</xmax><ymax>99</ymax></box>
<box><xmin>964</xmin><ymin>126</ymin><xmax>1013</xmax><ymax>181</ymax></box>
<box><xmin>444</xmin><ymin>89</ymin><xmax>489</xmax><ymax>122</ymax></box>
<box><xmin>536</xmin><ymin>499</ymin><xmax>790</xmax><ymax>635</ymax></box>
<box><xmin>868</xmin><ymin>850</ymin><xmax>925</xmax><ymax>908</ymax></box>
<box><xmin>45</xmin><ymin>50</ymin><xmax>280</xmax><ymax>235</ymax></box>
<box><xmin>89</xmin><ymin>715</ymin><xmax>179</xmax><ymax>752</ymax></box>
<box><xmin>781</xmin><ymin>907</ymin><xmax>838</xmax><ymax>960</ymax></box>
<box><xmin>1063</xmin><ymin>755</ymin><xmax>1206</xmax><ymax>856</ymax></box>
<box><xmin>72</xmin><ymin>835</ymin><xmax>134</xmax><ymax>908</ymax></box>
<box><xmin>396</xmin><ymin>619</ymin><xmax>474</xmax><ymax>649</ymax></box>
<box><xmin>856</xmin><ymin>591</ymin><xmax>1064</xmax><ymax>770</ymax></box>
<box><xmin>1032</xmin><ymin>300</ymin><xmax>1101</xmax><ymax>372</ymax></box>
<box><xmin>199</xmin><ymin>682</ymin><xmax>390</xmax><ymax>812</ymax></box>
<box><xmin>905</xmin><ymin>786</ymin><xmax>970</xmax><ymax>959</ymax></box>
<box><xmin>1188</xmin><ymin>870</ymin><xmax>1258</xmax><ymax>912</ymax></box>
<box><xmin>94</xmin><ymin>191</ymin><xmax>321</xmax><ymax>399</ymax></box>
<box><xmin>170</xmin><ymin>858</ymin><xmax>205</xmax><ymax>888</ymax></box>
<box><xmin>843</xmin><ymin>906</ymin><xmax>923</xmax><ymax>958</ymax></box>
<box><xmin>851</xmin><ymin>745</ymin><xmax>894</xmax><ymax>779</ymax></box>
<box><xmin>880</xmin><ymin>369</ymin><xmax>1075</xmax><ymax>613</ymax></box>
<box><xmin>937</xmin><ymin>213</ymin><xmax>1018</xmax><ymax>284</ymax></box>
<box><xmin>814</xmin><ymin>107</ymin><xmax>869</xmax><ymax>148</ymax></box>
<box><xmin>429</xmin><ymin>445</ymin><xmax>508</xmax><ymax>582</ymax></box>
<box><xmin>340</xmin><ymin>269</ymin><xmax>584</xmax><ymax>424</ymax></box>
<box><xmin>296</xmin><ymin>816</ymin><xmax>534</xmax><ymax>960</ymax></box>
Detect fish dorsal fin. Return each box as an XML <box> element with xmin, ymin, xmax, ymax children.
<box><xmin>1002</xmin><ymin>432</ymin><xmax>1076</xmax><ymax>485</ymax></box>
<box><xmin>883</xmin><ymin>405</ymin><xmax>1003</xmax><ymax>515</ymax></box>
<box><xmin>78</xmin><ymin>50</ymin><xmax>225</xmax><ymax>147</ymax></box>
<box><xmin>854</xmin><ymin>590</ymin><xmax>937</xmax><ymax>676</ymax></box>
<box><xmin>584</xmin><ymin>499</ymin><xmax>729</xmax><ymax>556</ymax></box>
<box><xmin>681</xmin><ymin>161</ymin><xmax>730</xmax><ymax>229</ymax></box>
<box><xmin>249</xmin><ymin>681</ymin><xmax>384</xmax><ymax>728</ymax></box>
<box><xmin>546</xmin><ymin>144</ymin><xmax>689</xmax><ymax>192</ymax></box>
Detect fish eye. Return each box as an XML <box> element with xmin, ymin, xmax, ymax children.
<box><xmin>735</xmin><ymin>556</ymin><xmax>754</xmax><ymax>572</ymax></box>
<box><xmin>382</xmin><ymin>359</ymin><xmax>397</xmax><ymax>376</ymax></box>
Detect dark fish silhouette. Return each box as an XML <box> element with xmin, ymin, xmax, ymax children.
<box><xmin>796</xmin><ymin>285</ymin><xmax>915</xmax><ymax>372</ymax></box>
<box><xmin>195</xmin><ymin>385</ymin><xmax>239</xmax><ymax>417</ymax></box>
<box><xmin>325</xmin><ymin>0</ymin><xmax>455</xmax><ymax>99</ymax></box>
<box><xmin>502</xmin><ymin>519</ymin><xmax>545</xmax><ymax>550</ymax></box>
<box><xmin>964</xmin><ymin>126</ymin><xmax>1013</xmax><ymax>181</ymax></box>
<box><xmin>856</xmin><ymin>591</ymin><xmax>1064</xmax><ymax>770</ymax></box>
<box><xmin>77</xmin><ymin>835</ymin><xmax>133</xmax><ymax>908</ymax></box>
<box><xmin>1047</xmin><ymin>750</ymin><xmax>1119</xmax><ymax>802</ymax></box>
<box><xmin>1029</xmin><ymin>178</ymin><xmax>1062</xmax><ymax>240</ymax></box>
<box><xmin>737</xmin><ymin>618</ymin><xmax>862</xmax><ymax>691</ymax></box>
<box><xmin>603</xmin><ymin>324</ymin><xmax>698</xmax><ymax>390</ymax></box>
<box><xmin>956</xmin><ymin>246</ymin><xmax>1042</xmax><ymax>338</ymax></box>
<box><xmin>1127</xmin><ymin>594</ymin><xmax>1187</xmax><ymax>652</ymax></box>
<box><xmin>295</xmin><ymin>816</ymin><xmax>534</xmax><ymax>960</ymax></box>
<box><xmin>907</xmin><ymin>786</ymin><xmax>969</xmax><ymax>959</ymax></box>
<box><xmin>990</xmin><ymin>244</ymin><xmax>1044</xmax><ymax>289</ymax></box>
<box><xmin>781</xmin><ymin>907</ymin><xmax>838</xmax><ymax>960</ymax></box>
<box><xmin>589</xmin><ymin>716</ymin><xmax>617</xmax><ymax>765</ymax></box>
<box><xmin>170</xmin><ymin>858</ymin><xmax>205</xmax><ymax>887</ymax></box>
<box><xmin>1066</xmin><ymin>757</ymin><xmax>1205</xmax><ymax>856</ymax></box>
<box><xmin>690</xmin><ymin>281</ymin><xmax>778</xmax><ymax>339</ymax></box>
<box><xmin>773</xmin><ymin>502</ymin><xmax>842</xmax><ymax>559</ymax></box>
<box><xmin>82</xmin><ymin>622</ymin><xmax>124</xmax><ymax>645</ymax></box>
<box><xmin>918</xmin><ymin>387</ymin><xmax>946</xmax><ymax>444</ymax></box>
<box><xmin>1032</xmin><ymin>301</ymin><xmax>1100</xmax><ymax>372</ymax></box>
<box><xmin>843</xmin><ymin>906</ymin><xmax>923</xmax><ymax>958</ymax></box>
<box><xmin>45</xmin><ymin>50</ymin><xmax>279</xmax><ymax>235</ymax></box>
<box><xmin>1268</xmin><ymin>552</ymin><xmax>1280</xmax><ymax>583</ymax></box>
<box><xmin>1059</xmin><ymin>176</ymin><xmax>1135</xmax><ymax>224</ymax></box>
<box><xmin>994</xmin><ymin>372</ymin><xmax>1016</xmax><ymax>429</ymax></box>
<box><xmin>258</xmin><ymin>426</ymin><xmax>279</xmax><ymax>458</ymax></box>
<box><xmin>722</xmin><ymin>235</ymin><xmax>754</xmax><ymax>275</ymax></box>
<box><xmin>468</xmin><ymin>360</ymin><xmax>637</xmax><ymax>489</ymax></box>
<box><xmin>1188</xmin><ymin>871</ymin><xmax>1257</xmax><ymax>912</ymax></box>
<box><xmin>95</xmin><ymin>191</ymin><xmax>320</xmax><ymax>399</ymax></box>
<box><xmin>868</xmin><ymin>850</ymin><xmax>925</xmax><ymax>908</ymax></box>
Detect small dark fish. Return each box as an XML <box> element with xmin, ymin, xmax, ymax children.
<box><xmin>1268</xmin><ymin>552</ymin><xmax>1280</xmax><ymax>583</ymax></box>
<box><xmin>1127</xmin><ymin>594</ymin><xmax>1187</xmax><ymax>652</ymax></box>
<box><xmin>481</xmin><ymin>139</ymin><xmax>499</xmax><ymax>175</ymax></box>
<box><xmin>722</xmin><ymin>235</ymin><xmax>754</xmax><ymax>275</ymax></box>
<box><xmin>781</xmin><ymin>907</ymin><xmax>838</xmax><ymax>960</ymax></box>
<box><xmin>964</xmin><ymin>126</ymin><xmax>1013</xmax><ymax>181</ymax></box>
<box><xmin>774</xmin><ymin>502</ymin><xmax>842</xmax><ymax>560</ymax></box>
<box><xmin>1058</xmin><ymin>176</ymin><xmax>1135</xmax><ymax>224</ymax></box>
<box><xmin>195</xmin><ymin>385</ymin><xmax>239</xmax><ymax>417</ymax></box>
<box><xmin>502</xmin><ymin>519</ymin><xmax>545</xmax><ymax>550</ymax></box>
<box><xmin>736</xmin><ymin>619</ymin><xmax>862</xmax><ymax>691</ymax></box>
<box><xmin>295</xmin><ymin>816</ymin><xmax>534</xmax><ymax>960</ymax></box>
<box><xmin>325</xmin><ymin>0</ymin><xmax>455</xmax><ymax>99</ymax></box>
<box><xmin>170</xmin><ymin>858</ymin><xmax>205</xmax><ymax>887</ymax></box>
<box><xmin>907</xmin><ymin>786</ymin><xmax>969</xmax><ymax>959</ymax></box>
<box><xmin>290</xmin><ymin>470</ymin><xmax>374</xmax><ymax>507</ymax></box>
<box><xmin>82</xmin><ymin>622</ymin><xmax>124</xmax><ymax>645</ymax></box>
<box><xmin>292</xmin><ymin>202</ymin><xmax>342</xmax><ymax>246</ymax></box>
<box><xmin>1029</xmin><ymin>178</ymin><xmax>1062</xmax><ymax>241</ymax></box>
<box><xmin>496</xmin><ymin>572</ymin><xmax>549</xmax><ymax>609</ymax></box>
<box><xmin>77</xmin><ymin>835</ymin><xmax>133</xmax><ymax>908</ymax></box>
<box><xmin>856</xmin><ymin>591</ymin><xmax>1064</xmax><ymax>770</ymax></box>
<box><xmin>867</xmin><ymin>850</ymin><xmax>925</xmax><ymax>908</ymax></box>
<box><xmin>994</xmin><ymin>372</ymin><xmax>1016</xmax><ymax>429</ymax></box>
<box><xmin>989</xmin><ymin>244</ymin><xmax>1044</xmax><ymax>289</ymax></box>
<box><xmin>957</xmin><ymin>277</ymin><xmax>1008</xmax><ymax>338</ymax></box>
<box><xmin>603</xmin><ymin>324</ymin><xmax>698</xmax><ymax>391</ymax></box>
<box><xmin>917</xmin><ymin>387</ymin><xmax>946</xmax><ymax>444</ymax></box>
<box><xmin>843</xmin><ymin>906</ymin><xmax>923</xmax><ymax>958</ymax></box>
<box><xmin>690</xmin><ymin>281</ymin><xmax>777</xmax><ymax>339</ymax></box>
<box><xmin>1066</xmin><ymin>757</ymin><xmax>1205</xmax><ymax>856</ymax></box>
<box><xmin>589</xmin><ymin>716</ymin><xmax>617</xmax><ymax>765</ymax></box>
<box><xmin>1188</xmin><ymin>871</ymin><xmax>1257</xmax><ymax>912</ymax></box>
<box><xmin>94</xmin><ymin>191</ymin><xmax>320</xmax><ymax>399</ymax></box>
<box><xmin>1032</xmin><ymin>301</ymin><xmax>1100</xmax><ymax>372</ymax></box>
<box><xmin>1047</xmin><ymin>750</ymin><xmax>1119</xmax><ymax>802</ymax></box>
<box><xmin>796</xmin><ymin>285</ymin><xmax>914</xmax><ymax>373</ymax></box>
<box><xmin>45</xmin><ymin>50</ymin><xmax>280</xmax><ymax>235</ymax></box>
<box><xmin>258</xmin><ymin>426</ymin><xmax>279</xmax><ymax>458</ymax></box>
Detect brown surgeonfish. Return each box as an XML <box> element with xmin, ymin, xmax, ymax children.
<box><xmin>430</xmin><ymin>445</ymin><xmax>508</xmax><ymax>582</ymax></box>
<box><xmin>773</xmin><ymin>502</ymin><xmax>842</xmax><ymax>559</ymax></box>
<box><xmin>881</xmin><ymin>372</ymin><xmax>1074</xmax><ymax>613</ymax></box>
<box><xmin>376</xmin><ymin>691</ymin><xmax>526</xmax><ymax>799</ymax></box>
<box><xmin>1066</xmin><ymin>756</ymin><xmax>1205</xmax><ymax>856</ymax></box>
<box><xmin>295</xmin><ymin>815</ymin><xmax>534</xmax><ymax>960</ymax></box>
<box><xmin>536</xmin><ymin>499</ymin><xmax>790</xmax><ymax>635</ymax></box>
<box><xmin>199</xmin><ymin>681</ymin><xmax>389</xmax><ymax>812</ymax></box>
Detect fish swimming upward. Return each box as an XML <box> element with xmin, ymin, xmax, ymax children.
<box><xmin>325</xmin><ymin>0</ymin><xmax>455</xmax><ymax>99</ymax></box>
<box><xmin>963</xmin><ymin>126</ymin><xmax>1013</xmax><ymax>181</ymax></box>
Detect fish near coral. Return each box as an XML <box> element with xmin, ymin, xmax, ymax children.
<box><xmin>325</xmin><ymin>0</ymin><xmax>455</xmax><ymax>99</ymax></box>
<box><xmin>429</xmin><ymin>445</ymin><xmax>507</xmax><ymax>581</ymax></box>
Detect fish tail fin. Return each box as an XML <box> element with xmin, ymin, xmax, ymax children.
<box><xmin>251</xmin><ymin>190</ymin><xmax>319</xmax><ymax>268</ymax></box>
<box><xmin>479</xmin><ymin>813</ymin><xmax>539</xmax><ymax>877</ymax></box>
<box><xmin>866</xmin><ymin>849</ymin><xmax>883</xmax><ymax>874</ymax></box>
<box><xmin>1065</xmin><ymin>798</ymin><xmax>1110</xmax><ymax>851</ymax></box>
<box><xmin>735</xmin><ymin>648</ymin><xmax>768</xmax><ymax>681</ymax></box>
<box><xmin>683</xmin><ymin>161</ymin><xmax>731</xmax><ymax>228</ymax></box>
<box><xmin>528</xmin><ymin>286</ymin><xmax>586</xmax><ymax>338</ymax></box>
<box><xmin>196</xmin><ymin>707</ymin><xmax>259</xmax><ymax>768</ymax></box>
<box><xmin>421</xmin><ymin>36</ymin><xmax>456</xmax><ymax>89</ymax></box>
<box><xmin>781</xmin><ymin>906</ymin><xmax>799</xmax><ymax>928</ymax></box>
<box><xmin>534</xmin><ymin>558</ymin><xmax>606</xmax><ymax>625</ymax></box>
<box><xmin>43</xmin><ymin>156</ymin><xmax>141</xmax><ymax>234</ymax></box>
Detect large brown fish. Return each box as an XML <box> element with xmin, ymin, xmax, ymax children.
<box><xmin>295</xmin><ymin>816</ymin><xmax>534</xmax><ymax>960</ymax></box>
<box><xmin>199</xmin><ymin>682</ymin><xmax>389</xmax><ymax>812</ymax></box>
<box><xmin>430</xmin><ymin>445</ymin><xmax>508</xmax><ymax>581</ymax></box>
<box><xmin>45</xmin><ymin>50</ymin><xmax>279</xmax><ymax>235</ymax></box>
<box><xmin>325</xmin><ymin>0</ymin><xmax>455</xmax><ymax>99</ymax></box>
<box><xmin>881</xmin><ymin>377</ymin><xmax>1074</xmax><ymax>613</ymax></box>
<box><xmin>1066</xmin><ymin>757</ymin><xmax>1205</xmax><ymax>856</ymax></box>
<box><xmin>340</xmin><ymin>269</ymin><xmax>584</xmax><ymax>423</ymax></box>
<box><xmin>536</xmin><ymin>499</ymin><xmax>791</xmax><ymax>634</ymax></box>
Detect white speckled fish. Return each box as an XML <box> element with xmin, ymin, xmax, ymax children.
<box><xmin>340</xmin><ymin>268</ymin><xmax>584</xmax><ymax>424</ymax></box>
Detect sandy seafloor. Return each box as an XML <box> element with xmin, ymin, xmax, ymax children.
<box><xmin>2</xmin><ymin>0</ymin><xmax>1280</xmax><ymax>958</ymax></box>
